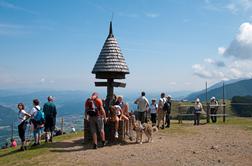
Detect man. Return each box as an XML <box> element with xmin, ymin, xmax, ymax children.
<box><xmin>165</xmin><ymin>95</ymin><xmax>172</xmax><ymax>128</ymax></box>
<box><xmin>157</xmin><ymin>93</ymin><xmax>166</xmax><ymax>129</ymax></box>
<box><xmin>210</xmin><ymin>97</ymin><xmax>219</xmax><ymax>123</ymax></box>
<box><xmin>85</xmin><ymin>92</ymin><xmax>107</xmax><ymax>149</ymax></box>
<box><xmin>43</xmin><ymin>96</ymin><xmax>57</xmax><ymax>142</ymax></box>
<box><xmin>134</xmin><ymin>92</ymin><xmax>149</xmax><ymax>123</ymax></box>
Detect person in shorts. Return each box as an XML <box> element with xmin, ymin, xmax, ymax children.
<box><xmin>85</xmin><ymin>92</ymin><xmax>107</xmax><ymax>149</ymax></box>
<box><xmin>43</xmin><ymin>96</ymin><xmax>57</xmax><ymax>142</ymax></box>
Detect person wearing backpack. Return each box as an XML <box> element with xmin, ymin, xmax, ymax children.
<box><xmin>157</xmin><ymin>93</ymin><xmax>166</xmax><ymax>129</ymax></box>
<box><xmin>30</xmin><ymin>99</ymin><xmax>44</xmax><ymax>146</ymax></box>
<box><xmin>85</xmin><ymin>92</ymin><xmax>107</xmax><ymax>149</ymax></box>
<box><xmin>164</xmin><ymin>95</ymin><xmax>172</xmax><ymax>128</ymax></box>
<box><xmin>43</xmin><ymin>96</ymin><xmax>57</xmax><ymax>143</ymax></box>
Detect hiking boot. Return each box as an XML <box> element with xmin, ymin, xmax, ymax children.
<box><xmin>93</xmin><ymin>144</ymin><xmax>97</xmax><ymax>149</ymax></box>
<box><xmin>101</xmin><ymin>141</ymin><xmax>106</xmax><ymax>147</ymax></box>
<box><xmin>115</xmin><ymin>131</ymin><xmax>119</xmax><ymax>138</ymax></box>
<box><xmin>161</xmin><ymin>125</ymin><xmax>164</xmax><ymax>129</ymax></box>
<box><xmin>31</xmin><ymin>143</ymin><xmax>37</xmax><ymax>147</ymax></box>
<box><xmin>19</xmin><ymin>146</ymin><xmax>25</xmax><ymax>151</ymax></box>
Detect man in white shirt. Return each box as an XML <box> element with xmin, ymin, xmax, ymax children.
<box><xmin>134</xmin><ymin>92</ymin><xmax>149</xmax><ymax>123</ymax></box>
<box><xmin>157</xmin><ymin>93</ymin><xmax>166</xmax><ymax>129</ymax></box>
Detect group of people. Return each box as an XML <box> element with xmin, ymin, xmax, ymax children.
<box><xmin>193</xmin><ymin>96</ymin><xmax>219</xmax><ymax>125</ymax></box>
<box><xmin>84</xmin><ymin>91</ymin><xmax>173</xmax><ymax>149</ymax></box>
<box><xmin>134</xmin><ymin>92</ymin><xmax>172</xmax><ymax>129</ymax></box>
<box><xmin>85</xmin><ymin>92</ymin><xmax>131</xmax><ymax>149</ymax></box>
<box><xmin>17</xmin><ymin>96</ymin><xmax>57</xmax><ymax>151</ymax></box>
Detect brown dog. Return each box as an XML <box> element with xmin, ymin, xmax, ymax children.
<box><xmin>133</xmin><ymin>120</ymin><xmax>158</xmax><ymax>144</ymax></box>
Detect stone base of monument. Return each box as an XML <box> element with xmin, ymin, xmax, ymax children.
<box><xmin>84</xmin><ymin>119</ymin><xmax>125</xmax><ymax>144</ymax></box>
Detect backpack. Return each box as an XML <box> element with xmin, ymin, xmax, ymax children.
<box><xmin>163</xmin><ymin>101</ymin><xmax>171</xmax><ymax>114</ymax></box>
<box><xmin>86</xmin><ymin>98</ymin><xmax>98</xmax><ymax>117</ymax></box>
<box><xmin>34</xmin><ymin>107</ymin><xmax>45</xmax><ymax>125</ymax></box>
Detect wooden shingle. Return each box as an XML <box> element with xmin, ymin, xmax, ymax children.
<box><xmin>92</xmin><ymin>22</ymin><xmax>129</xmax><ymax>75</ymax></box>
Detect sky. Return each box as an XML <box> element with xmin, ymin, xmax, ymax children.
<box><xmin>0</xmin><ymin>0</ymin><xmax>252</xmax><ymax>93</ymax></box>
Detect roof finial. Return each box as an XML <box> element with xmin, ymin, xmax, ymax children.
<box><xmin>109</xmin><ymin>13</ymin><xmax>114</xmax><ymax>37</ymax></box>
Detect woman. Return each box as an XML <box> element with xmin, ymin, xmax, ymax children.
<box><xmin>17</xmin><ymin>103</ymin><xmax>31</xmax><ymax>151</ymax></box>
<box><xmin>30</xmin><ymin>99</ymin><xmax>44</xmax><ymax>146</ymax></box>
<box><xmin>115</xmin><ymin>96</ymin><xmax>130</xmax><ymax>135</ymax></box>
<box><xmin>149</xmin><ymin>99</ymin><xmax>157</xmax><ymax>126</ymax></box>
<box><xmin>194</xmin><ymin>98</ymin><xmax>203</xmax><ymax>125</ymax></box>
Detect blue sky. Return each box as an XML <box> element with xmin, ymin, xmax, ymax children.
<box><xmin>0</xmin><ymin>0</ymin><xmax>252</xmax><ymax>93</ymax></box>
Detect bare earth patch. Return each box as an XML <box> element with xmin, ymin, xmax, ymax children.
<box><xmin>11</xmin><ymin>124</ymin><xmax>252</xmax><ymax>166</ymax></box>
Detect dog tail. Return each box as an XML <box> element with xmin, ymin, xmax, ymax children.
<box><xmin>152</xmin><ymin>126</ymin><xmax>158</xmax><ymax>133</ymax></box>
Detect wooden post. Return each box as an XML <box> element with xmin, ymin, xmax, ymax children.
<box><xmin>222</xmin><ymin>82</ymin><xmax>226</xmax><ymax>122</ymax></box>
<box><xmin>11</xmin><ymin>121</ymin><xmax>14</xmax><ymax>140</ymax></box>
<box><xmin>206</xmin><ymin>82</ymin><xmax>210</xmax><ymax>123</ymax></box>
<box><xmin>61</xmin><ymin>117</ymin><xmax>64</xmax><ymax>135</ymax></box>
<box><xmin>106</xmin><ymin>78</ymin><xmax>114</xmax><ymax>108</ymax></box>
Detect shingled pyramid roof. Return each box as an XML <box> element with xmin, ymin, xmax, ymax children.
<box><xmin>92</xmin><ymin>22</ymin><xmax>129</xmax><ymax>75</ymax></box>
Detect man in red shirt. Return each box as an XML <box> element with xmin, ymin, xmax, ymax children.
<box><xmin>85</xmin><ymin>92</ymin><xmax>107</xmax><ymax>149</ymax></box>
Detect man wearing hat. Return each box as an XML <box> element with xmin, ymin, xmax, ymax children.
<box><xmin>210</xmin><ymin>96</ymin><xmax>219</xmax><ymax>123</ymax></box>
<box><xmin>43</xmin><ymin>96</ymin><xmax>57</xmax><ymax>142</ymax></box>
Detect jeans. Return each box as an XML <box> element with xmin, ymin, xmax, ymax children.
<box><xmin>166</xmin><ymin>113</ymin><xmax>170</xmax><ymax>127</ymax></box>
<box><xmin>194</xmin><ymin>113</ymin><xmax>200</xmax><ymax>125</ymax></box>
<box><xmin>210</xmin><ymin>108</ymin><xmax>217</xmax><ymax>123</ymax></box>
<box><xmin>151</xmin><ymin>113</ymin><xmax>157</xmax><ymax>125</ymax></box>
<box><xmin>18</xmin><ymin>121</ymin><xmax>27</xmax><ymax>142</ymax></box>
<box><xmin>33</xmin><ymin>127</ymin><xmax>43</xmax><ymax>141</ymax></box>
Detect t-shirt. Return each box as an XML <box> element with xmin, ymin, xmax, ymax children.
<box><xmin>159</xmin><ymin>97</ymin><xmax>167</xmax><ymax>110</ymax></box>
<box><xmin>18</xmin><ymin>110</ymin><xmax>28</xmax><ymax>124</ymax></box>
<box><xmin>194</xmin><ymin>102</ymin><xmax>203</xmax><ymax>113</ymax></box>
<box><xmin>210</xmin><ymin>100</ymin><xmax>218</xmax><ymax>109</ymax></box>
<box><xmin>30</xmin><ymin>106</ymin><xmax>41</xmax><ymax>119</ymax></box>
<box><xmin>43</xmin><ymin>102</ymin><xmax>57</xmax><ymax>119</ymax></box>
<box><xmin>114</xmin><ymin>105</ymin><xmax>122</xmax><ymax>116</ymax></box>
<box><xmin>135</xmin><ymin>96</ymin><xmax>149</xmax><ymax>112</ymax></box>
<box><xmin>149</xmin><ymin>104</ymin><xmax>157</xmax><ymax>114</ymax></box>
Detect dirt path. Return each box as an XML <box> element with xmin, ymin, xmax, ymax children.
<box><xmin>14</xmin><ymin>124</ymin><xmax>252</xmax><ymax>166</ymax></box>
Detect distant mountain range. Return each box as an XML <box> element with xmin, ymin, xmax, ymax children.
<box><xmin>0</xmin><ymin>105</ymin><xmax>16</xmax><ymax>127</ymax></box>
<box><xmin>186</xmin><ymin>78</ymin><xmax>252</xmax><ymax>101</ymax></box>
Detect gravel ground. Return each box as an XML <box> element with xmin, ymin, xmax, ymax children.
<box><xmin>15</xmin><ymin>123</ymin><xmax>252</xmax><ymax>166</ymax></box>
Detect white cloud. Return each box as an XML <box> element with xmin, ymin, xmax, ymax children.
<box><xmin>144</xmin><ymin>12</ymin><xmax>160</xmax><ymax>18</ymax></box>
<box><xmin>40</xmin><ymin>78</ymin><xmax>46</xmax><ymax>83</ymax></box>
<box><xmin>169</xmin><ymin>82</ymin><xmax>177</xmax><ymax>86</ymax></box>
<box><xmin>226</xmin><ymin>3</ymin><xmax>238</xmax><ymax>13</ymax></box>
<box><xmin>218</xmin><ymin>47</ymin><xmax>226</xmax><ymax>55</ymax></box>
<box><xmin>204</xmin><ymin>58</ymin><xmax>225</xmax><ymax>67</ymax></box>
<box><xmin>0</xmin><ymin>0</ymin><xmax>37</xmax><ymax>15</ymax></box>
<box><xmin>192</xmin><ymin>64</ymin><xmax>212</xmax><ymax>79</ymax></box>
<box><xmin>224</xmin><ymin>22</ymin><xmax>252</xmax><ymax>59</ymax></box>
<box><xmin>240</xmin><ymin>0</ymin><xmax>252</xmax><ymax>10</ymax></box>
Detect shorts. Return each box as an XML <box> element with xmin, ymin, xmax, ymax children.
<box><xmin>44</xmin><ymin>117</ymin><xmax>56</xmax><ymax>132</ymax></box>
<box><xmin>89</xmin><ymin>116</ymin><xmax>104</xmax><ymax>135</ymax></box>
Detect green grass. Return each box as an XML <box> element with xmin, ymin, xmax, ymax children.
<box><xmin>217</xmin><ymin>116</ymin><xmax>252</xmax><ymax>130</ymax></box>
<box><xmin>0</xmin><ymin>131</ymin><xmax>84</xmax><ymax>166</ymax></box>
